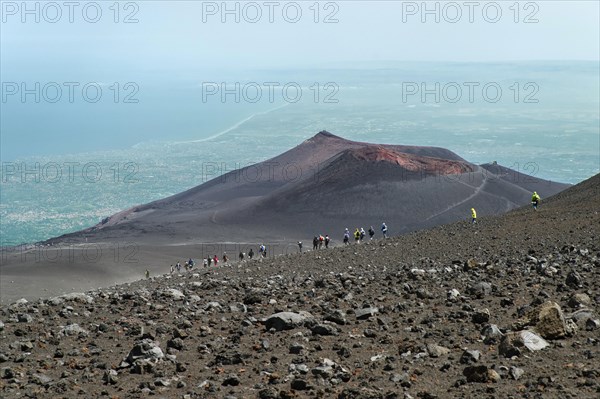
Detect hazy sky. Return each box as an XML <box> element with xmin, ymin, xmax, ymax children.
<box><xmin>1</xmin><ymin>0</ymin><xmax>599</xmax><ymax>75</ymax></box>
<box><xmin>1</xmin><ymin>1</ymin><xmax>599</xmax><ymax>160</ymax></box>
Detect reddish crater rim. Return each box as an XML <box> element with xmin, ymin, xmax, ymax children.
<box><xmin>346</xmin><ymin>146</ymin><xmax>472</xmax><ymax>175</ymax></box>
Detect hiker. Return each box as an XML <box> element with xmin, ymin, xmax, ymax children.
<box><xmin>298</xmin><ymin>241</ymin><xmax>303</xmax><ymax>253</ymax></box>
<box><xmin>531</xmin><ymin>191</ymin><xmax>541</xmax><ymax>210</ymax></box>
<box><xmin>213</xmin><ymin>255</ymin><xmax>219</xmax><ymax>266</ymax></box>
<box><xmin>354</xmin><ymin>228</ymin><xmax>361</xmax><ymax>244</ymax></box>
<box><xmin>258</xmin><ymin>244</ymin><xmax>266</xmax><ymax>257</ymax></box>
<box><xmin>343</xmin><ymin>231</ymin><xmax>350</xmax><ymax>245</ymax></box>
<box><xmin>248</xmin><ymin>248</ymin><xmax>254</xmax><ymax>259</ymax></box>
<box><xmin>368</xmin><ymin>226</ymin><xmax>375</xmax><ymax>240</ymax></box>
<box><xmin>471</xmin><ymin>208</ymin><xmax>477</xmax><ymax>224</ymax></box>
<box><xmin>318</xmin><ymin>235</ymin><xmax>324</xmax><ymax>249</ymax></box>
<box><xmin>313</xmin><ymin>236</ymin><xmax>319</xmax><ymax>250</ymax></box>
<box><xmin>239</xmin><ymin>251</ymin><xmax>244</xmax><ymax>261</ymax></box>
<box><xmin>360</xmin><ymin>228</ymin><xmax>366</xmax><ymax>241</ymax></box>
<box><xmin>170</xmin><ymin>264</ymin><xmax>174</xmax><ymax>274</ymax></box>
<box><xmin>324</xmin><ymin>235</ymin><xmax>330</xmax><ymax>248</ymax></box>
<box><xmin>145</xmin><ymin>269</ymin><xmax>150</xmax><ymax>279</ymax></box>
<box><xmin>381</xmin><ymin>223</ymin><xmax>388</xmax><ymax>238</ymax></box>
<box><xmin>207</xmin><ymin>256</ymin><xmax>212</xmax><ymax>267</ymax></box>
<box><xmin>176</xmin><ymin>261</ymin><xmax>181</xmax><ymax>272</ymax></box>
<box><xmin>203</xmin><ymin>258</ymin><xmax>208</xmax><ymax>267</ymax></box>
<box><xmin>223</xmin><ymin>253</ymin><xmax>228</xmax><ymax>264</ymax></box>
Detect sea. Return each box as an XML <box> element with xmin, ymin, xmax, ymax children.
<box><xmin>1</xmin><ymin>62</ymin><xmax>599</xmax><ymax>246</ymax></box>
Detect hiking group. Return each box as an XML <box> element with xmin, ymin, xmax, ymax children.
<box><xmin>311</xmin><ymin>235</ymin><xmax>331</xmax><ymax>251</ymax></box>
<box><xmin>163</xmin><ymin>192</ymin><xmax>540</xmax><ymax>275</ymax></box>
<box><xmin>340</xmin><ymin>222</ymin><xmax>388</xmax><ymax>245</ymax></box>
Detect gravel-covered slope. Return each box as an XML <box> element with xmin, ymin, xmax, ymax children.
<box><xmin>0</xmin><ymin>174</ymin><xmax>598</xmax><ymax>399</ymax></box>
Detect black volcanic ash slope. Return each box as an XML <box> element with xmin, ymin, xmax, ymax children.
<box><xmin>0</xmin><ymin>173</ymin><xmax>597</xmax><ymax>399</ymax></box>
<box><xmin>52</xmin><ymin>131</ymin><xmax>570</xmax><ymax>244</ymax></box>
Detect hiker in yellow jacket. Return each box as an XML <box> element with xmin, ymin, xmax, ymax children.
<box><xmin>531</xmin><ymin>191</ymin><xmax>541</xmax><ymax>210</ymax></box>
<box><xmin>471</xmin><ymin>208</ymin><xmax>477</xmax><ymax>224</ymax></box>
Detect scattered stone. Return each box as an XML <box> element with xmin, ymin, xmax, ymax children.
<box><xmin>509</xmin><ymin>366</ymin><xmax>525</xmax><ymax>381</ymax></box>
<box><xmin>460</xmin><ymin>349</ymin><xmax>480</xmax><ymax>364</ymax></box>
<box><xmin>463</xmin><ymin>365</ymin><xmax>499</xmax><ymax>383</ymax></box>
<box><xmin>222</xmin><ymin>374</ymin><xmax>240</xmax><ymax>386</ymax></box>
<box><xmin>568</xmin><ymin>293</ymin><xmax>591</xmax><ymax>308</ymax></box>
<box><xmin>48</xmin><ymin>293</ymin><xmax>94</xmax><ymax>305</ymax></box>
<box><xmin>481</xmin><ymin>324</ymin><xmax>503</xmax><ymax>344</ymax></box>
<box><xmin>527</xmin><ymin>301</ymin><xmax>570</xmax><ymax>339</ymax></box>
<box><xmin>363</xmin><ymin>328</ymin><xmax>377</xmax><ymax>338</ymax></box>
<box><xmin>426</xmin><ymin>344</ymin><xmax>450</xmax><ymax>358</ymax></box>
<box><xmin>447</xmin><ymin>289</ymin><xmax>460</xmax><ymax>301</ymax></box>
<box><xmin>263</xmin><ymin>312</ymin><xmax>314</xmax><ymax>331</ymax></box>
<box><xmin>570</xmin><ymin>308</ymin><xmax>595</xmax><ymax>326</ymax></box>
<box><xmin>229</xmin><ymin>303</ymin><xmax>247</xmax><ymax>313</ymax></box>
<box><xmin>566</xmin><ymin>271</ymin><xmax>583</xmax><ymax>288</ymax></box>
<box><xmin>468</xmin><ymin>282</ymin><xmax>492</xmax><ymax>298</ymax></box>
<box><xmin>20</xmin><ymin>341</ymin><xmax>34</xmax><ymax>351</ymax></box>
<box><xmin>416</xmin><ymin>288</ymin><xmax>434</xmax><ymax>299</ymax></box>
<box><xmin>17</xmin><ymin>314</ymin><xmax>33</xmax><ymax>323</ymax></box>
<box><xmin>154</xmin><ymin>378</ymin><xmax>171</xmax><ymax>387</ymax></box>
<box><xmin>103</xmin><ymin>369</ymin><xmax>118</xmax><ymax>385</ymax></box>
<box><xmin>290</xmin><ymin>378</ymin><xmax>310</xmax><ymax>390</ymax></box>
<box><xmin>355</xmin><ymin>307</ymin><xmax>379</xmax><ymax>320</ymax></box>
<box><xmin>13</xmin><ymin>298</ymin><xmax>28</xmax><ymax>306</ymax></box>
<box><xmin>289</xmin><ymin>343</ymin><xmax>305</xmax><ymax>354</ymax></box>
<box><xmin>1</xmin><ymin>367</ymin><xmax>15</xmax><ymax>379</ymax></box>
<box><xmin>162</xmin><ymin>288</ymin><xmax>185</xmax><ymax>300</ymax></box>
<box><xmin>167</xmin><ymin>337</ymin><xmax>184</xmax><ymax>351</ymax></box>
<box><xmin>464</xmin><ymin>258</ymin><xmax>479</xmax><ymax>271</ymax></box>
<box><xmin>500</xmin><ymin>330</ymin><xmax>550</xmax><ymax>358</ymax></box>
<box><xmin>325</xmin><ymin>309</ymin><xmax>347</xmax><ymax>325</ymax></box>
<box><xmin>311</xmin><ymin>323</ymin><xmax>339</xmax><ymax>336</ymax></box>
<box><xmin>472</xmin><ymin>309</ymin><xmax>490</xmax><ymax>324</ymax></box>
<box><xmin>60</xmin><ymin>323</ymin><xmax>89</xmax><ymax>337</ymax></box>
<box><xmin>520</xmin><ymin>330</ymin><xmax>550</xmax><ymax>351</ymax></box>
<box><xmin>125</xmin><ymin>339</ymin><xmax>164</xmax><ymax>364</ymax></box>
<box><xmin>586</xmin><ymin>319</ymin><xmax>600</xmax><ymax>331</ymax></box>
<box><xmin>311</xmin><ymin>365</ymin><xmax>333</xmax><ymax>379</ymax></box>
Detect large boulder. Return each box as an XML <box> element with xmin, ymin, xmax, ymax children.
<box><xmin>515</xmin><ymin>301</ymin><xmax>573</xmax><ymax>339</ymax></box>
<box><xmin>263</xmin><ymin>311</ymin><xmax>315</xmax><ymax>331</ymax></box>
<box><xmin>125</xmin><ymin>339</ymin><xmax>164</xmax><ymax>364</ymax></box>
